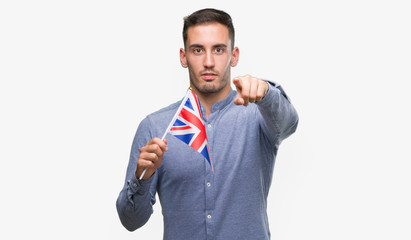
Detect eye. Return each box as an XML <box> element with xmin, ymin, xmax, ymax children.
<box><xmin>215</xmin><ymin>47</ymin><xmax>225</xmax><ymax>54</ymax></box>
<box><xmin>193</xmin><ymin>48</ymin><xmax>203</xmax><ymax>55</ymax></box>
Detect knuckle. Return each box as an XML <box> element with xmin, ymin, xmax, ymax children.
<box><xmin>147</xmin><ymin>161</ymin><xmax>155</xmax><ymax>168</ymax></box>
<box><xmin>153</xmin><ymin>144</ymin><xmax>160</xmax><ymax>151</ymax></box>
<box><xmin>139</xmin><ymin>160</ymin><xmax>151</xmax><ymax>168</ymax></box>
<box><xmin>150</xmin><ymin>138</ymin><xmax>160</xmax><ymax>145</ymax></box>
<box><xmin>150</xmin><ymin>152</ymin><xmax>158</xmax><ymax>160</ymax></box>
<box><xmin>138</xmin><ymin>152</ymin><xmax>146</xmax><ymax>160</ymax></box>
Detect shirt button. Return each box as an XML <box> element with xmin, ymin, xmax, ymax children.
<box><xmin>207</xmin><ymin>124</ymin><xmax>211</xmax><ymax>128</ymax></box>
<box><xmin>207</xmin><ymin>215</ymin><xmax>212</xmax><ymax>219</ymax></box>
<box><xmin>206</xmin><ymin>182</ymin><xmax>211</xmax><ymax>187</ymax></box>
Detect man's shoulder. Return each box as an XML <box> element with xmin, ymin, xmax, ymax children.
<box><xmin>136</xmin><ymin>100</ymin><xmax>181</xmax><ymax>137</ymax></box>
<box><xmin>146</xmin><ymin>100</ymin><xmax>181</xmax><ymax>121</ymax></box>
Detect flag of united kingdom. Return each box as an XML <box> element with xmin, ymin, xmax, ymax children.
<box><xmin>169</xmin><ymin>90</ymin><xmax>213</xmax><ymax>171</ymax></box>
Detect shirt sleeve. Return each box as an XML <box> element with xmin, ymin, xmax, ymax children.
<box><xmin>116</xmin><ymin>117</ymin><xmax>158</xmax><ymax>231</ymax></box>
<box><xmin>256</xmin><ymin>80</ymin><xmax>299</xmax><ymax>145</ymax></box>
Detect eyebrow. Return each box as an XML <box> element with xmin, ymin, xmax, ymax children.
<box><xmin>188</xmin><ymin>44</ymin><xmax>228</xmax><ymax>49</ymax></box>
<box><xmin>213</xmin><ymin>44</ymin><xmax>228</xmax><ymax>48</ymax></box>
<box><xmin>188</xmin><ymin>44</ymin><xmax>204</xmax><ymax>49</ymax></box>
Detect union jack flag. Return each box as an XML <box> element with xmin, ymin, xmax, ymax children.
<box><xmin>168</xmin><ymin>90</ymin><xmax>213</xmax><ymax>172</ymax></box>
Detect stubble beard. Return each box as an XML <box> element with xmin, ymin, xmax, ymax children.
<box><xmin>189</xmin><ymin>69</ymin><xmax>231</xmax><ymax>95</ymax></box>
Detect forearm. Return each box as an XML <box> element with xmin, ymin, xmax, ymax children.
<box><xmin>257</xmin><ymin>81</ymin><xmax>299</xmax><ymax>144</ymax></box>
<box><xmin>116</xmin><ymin>117</ymin><xmax>157</xmax><ymax>231</ymax></box>
<box><xmin>116</xmin><ymin>174</ymin><xmax>156</xmax><ymax>231</ymax></box>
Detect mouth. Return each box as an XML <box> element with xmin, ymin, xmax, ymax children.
<box><xmin>201</xmin><ymin>72</ymin><xmax>217</xmax><ymax>80</ymax></box>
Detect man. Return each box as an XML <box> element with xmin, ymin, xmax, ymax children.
<box><xmin>116</xmin><ymin>8</ymin><xmax>298</xmax><ymax>239</ymax></box>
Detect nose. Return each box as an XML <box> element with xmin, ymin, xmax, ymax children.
<box><xmin>203</xmin><ymin>51</ymin><xmax>215</xmax><ymax>68</ymax></box>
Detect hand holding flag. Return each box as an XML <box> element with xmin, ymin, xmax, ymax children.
<box><xmin>135</xmin><ymin>138</ymin><xmax>168</xmax><ymax>180</ymax></box>
<box><xmin>138</xmin><ymin>88</ymin><xmax>213</xmax><ymax>180</ymax></box>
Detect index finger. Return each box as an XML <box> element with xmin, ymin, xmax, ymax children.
<box><xmin>148</xmin><ymin>137</ymin><xmax>168</xmax><ymax>152</ymax></box>
<box><xmin>232</xmin><ymin>77</ymin><xmax>242</xmax><ymax>90</ymax></box>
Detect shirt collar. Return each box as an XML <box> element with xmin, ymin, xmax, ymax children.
<box><xmin>208</xmin><ymin>88</ymin><xmax>236</xmax><ymax>112</ymax></box>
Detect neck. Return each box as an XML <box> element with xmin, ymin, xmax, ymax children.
<box><xmin>192</xmin><ymin>84</ymin><xmax>231</xmax><ymax>120</ymax></box>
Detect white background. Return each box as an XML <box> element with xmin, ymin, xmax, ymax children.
<box><xmin>1</xmin><ymin>0</ymin><xmax>410</xmax><ymax>239</ymax></box>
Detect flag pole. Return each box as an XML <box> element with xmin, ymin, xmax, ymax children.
<box><xmin>139</xmin><ymin>88</ymin><xmax>192</xmax><ymax>180</ymax></box>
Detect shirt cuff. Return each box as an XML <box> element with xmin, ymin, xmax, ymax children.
<box><xmin>257</xmin><ymin>80</ymin><xmax>279</xmax><ymax>105</ymax></box>
<box><xmin>258</xmin><ymin>80</ymin><xmax>291</xmax><ymax>105</ymax></box>
<box><xmin>127</xmin><ymin>173</ymin><xmax>154</xmax><ymax>196</ymax></box>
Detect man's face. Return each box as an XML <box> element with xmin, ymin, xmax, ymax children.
<box><xmin>180</xmin><ymin>23</ymin><xmax>239</xmax><ymax>95</ymax></box>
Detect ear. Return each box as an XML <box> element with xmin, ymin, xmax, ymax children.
<box><xmin>180</xmin><ymin>48</ymin><xmax>188</xmax><ymax>68</ymax></box>
<box><xmin>230</xmin><ymin>47</ymin><xmax>240</xmax><ymax>67</ymax></box>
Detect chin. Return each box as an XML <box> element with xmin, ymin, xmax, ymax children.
<box><xmin>191</xmin><ymin>78</ymin><xmax>228</xmax><ymax>94</ymax></box>
<box><xmin>198</xmin><ymin>87</ymin><xmax>219</xmax><ymax>94</ymax></box>
<box><xmin>200</xmin><ymin>83</ymin><xmax>227</xmax><ymax>94</ymax></box>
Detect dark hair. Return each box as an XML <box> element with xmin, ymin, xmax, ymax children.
<box><xmin>183</xmin><ymin>8</ymin><xmax>235</xmax><ymax>49</ymax></box>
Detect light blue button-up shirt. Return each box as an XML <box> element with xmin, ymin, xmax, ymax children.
<box><xmin>116</xmin><ymin>81</ymin><xmax>298</xmax><ymax>239</ymax></box>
